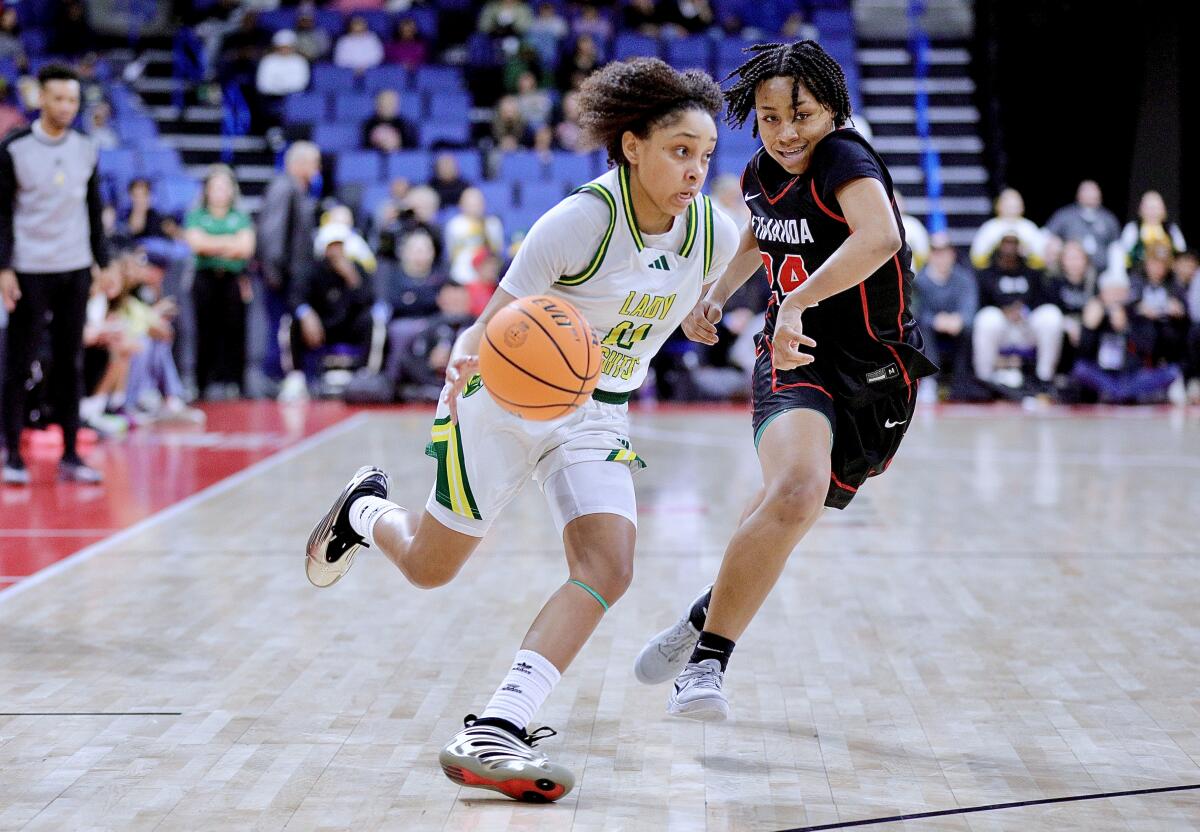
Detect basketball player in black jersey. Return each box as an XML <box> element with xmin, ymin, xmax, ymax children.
<box><xmin>633</xmin><ymin>41</ymin><xmax>937</xmax><ymax>720</ymax></box>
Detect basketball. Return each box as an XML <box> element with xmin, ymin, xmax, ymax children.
<box><xmin>478</xmin><ymin>295</ymin><xmax>602</xmax><ymax>420</ymax></box>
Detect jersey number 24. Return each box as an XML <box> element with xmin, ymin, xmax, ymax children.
<box><xmin>761</xmin><ymin>252</ymin><xmax>810</xmax><ymax>300</ymax></box>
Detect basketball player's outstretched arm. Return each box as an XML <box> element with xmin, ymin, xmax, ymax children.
<box><xmin>441</xmin><ymin>287</ymin><xmax>518</xmax><ymax>418</ymax></box>
<box><xmin>681</xmin><ymin>224</ymin><xmax>768</xmax><ymax>346</ymax></box>
<box><xmin>772</xmin><ymin>177</ymin><xmax>901</xmax><ymax>370</ymax></box>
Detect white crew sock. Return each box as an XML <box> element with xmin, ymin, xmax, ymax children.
<box><xmin>347</xmin><ymin>496</ymin><xmax>400</xmax><ymax>546</ymax></box>
<box><xmin>480</xmin><ymin>649</ymin><xmax>562</xmax><ymax>731</ymax></box>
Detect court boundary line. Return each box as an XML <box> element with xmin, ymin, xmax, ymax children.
<box><xmin>775</xmin><ymin>782</ymin><xmax>1200</xmax><ymax>831</ymax></box>
<box><xmin>0</xmin><ymin>412</ymin><xmax>369</xmax><ymax>606</ymax></box>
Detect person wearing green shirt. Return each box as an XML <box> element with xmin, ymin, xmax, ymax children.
<box><xmin>184</xmin><ymin>165</ymin><xmax>256</xmax><ymax>399</ymax></box>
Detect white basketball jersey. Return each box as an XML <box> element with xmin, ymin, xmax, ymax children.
<box><xmin>536</xmin><ymin>165</ymin><xmax>735</xmax><ymax>394</ymax></box>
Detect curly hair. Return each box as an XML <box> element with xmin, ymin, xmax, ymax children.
<box><xmin>724</xmin><ymin>40</ymin><xmax>851</xmax><ymax>136</ymax></box>
<box><xmin>577</xmin><ymin>58</ymin><xmax>724</xmax><ymax>166</ymax></box>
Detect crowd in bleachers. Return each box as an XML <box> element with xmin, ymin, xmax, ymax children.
<box><xmin>908</xmin><ymin>182</ymin><xmax>1197</xmax><ymax>405</ymax></box>
<box><xmin>1</xmin><ymin>0</ymin><xmax>1195</xmax><ymax>445</ymax></box>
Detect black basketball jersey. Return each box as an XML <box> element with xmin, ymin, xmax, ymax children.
<box><xmin>743</xmin><ymin>128</ymin><xmax>936</xmax><ymax>404</ymax></box>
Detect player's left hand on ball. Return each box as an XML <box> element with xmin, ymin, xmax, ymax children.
<box><xmin>440</xmin><ymin>355</ymin><xmax>480</xmax><ymax>422</ymax></box>
<box><xmin>771</xmin><ymin>322</ymin><xmax>816</xmax><ymax>370</ymax></box>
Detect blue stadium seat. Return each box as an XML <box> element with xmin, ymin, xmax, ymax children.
<box><xmin>284</xmin><ymin>92</ymin><xmax>327</xmax><ymax>124</ymax></box>
<box><xmin>715</xmin><ymin>36</ymin><xmax>754</xmax><ymax>78</ymax></box>
<box><xmin>398</xmin><ymin>92</ymin><xmax>425</xmax><ymax>122</ymax></box>
<box><xmin>19</xmin><ymin>30</ymin><xmax>47</xmax><ymax>57</ymax></box>
<box><xmin>156</xmin><ymin>177</ymin><xmax>201</xmax><ymax>217</ymax></box>
<box><xmin>98</xmin><ymin>148</ymin><xmax>136</xmax><ymax>182</ymax></box>
<box><xmin>115</xmin><ymin>117</ymin><xmax>159</xmax><ymax>144</ymax></box>
<box><xmin>334</xmin><ymin>93</ymin><xmax>377</xmax><ymax>124</ymax></box>
<box><xmin>519</xmin><ymin>181</ymin><xmax>567</xmax><ymax>214</ymax></box>
<box><xmin>257</xmin><ymin>8</ymin><xmax>297</xmax><ymax>32</ymax></box>
<box><xmin>311</xmin><ymin>64</ymin><xmax>357</xmax><ymax>93</ymax></box>
<box><xmin>414</xmin><ymin>65</ymin><xmax>465</xmax><ymax>93</ymax></box>
<box><xmin>419</xmin><ymin>121</ymin><xmax>471</xmax><ymax>149</ymax></box>
<box><xmin>443</xmin><ymin>150</ymin><xmax>483</xmax><ymax>183</ymax></box>
<box><xmin>314</xmin><ymin>10</ymin><xmax>345</xmax><ymax>36</ymax></box>
<box><xmin>362</xmin><ymin>65</ymin><xmax>409</xmax><ymax>94</ymax></box>
<box><xmin>498</xmin><ymin>151</ymin><xmax>549</xmax><ymax>183</ymax></box>
<box><xmin>549</xmin><ymin>151</ymin><xmax>595</xmax><ymax>186</ymax></box>
<box><xmin>312</xmin><ymin>122</ymin><xmax>362</xmax><ymax>152</ymax></box>
<box><xmin>813</xmin><ymin>9</ymin><xmax>855</xmax><ymax>36</ymax></box>
<box><xmin>718</xmin><ymin>124</ymin><xmax>759</xmax><ymax>156</ymax></box>
<box><xmin>664</xmin><ymin>36</ymin><xmax>713</xmax><ymax>71</ymax></box>
<box><xmin>336</xmin><ymin>150</ymin><xmax>384</xmax><ymax>185</ymax></box>
<box><xmin>613</xmin><ymin>33</ymin><xmax>659</xmax><ymax>62</ymax></box>
<box><xmin>137</xmin><ymin>148</ymin><xmax>183</xmax><ymax>178</ymax></box>
<box><xmin>427</xmin><ymin>90</ymin><xmax>472</xmax><ymax>122</ymax></box>
<box><xmin>477</xmin><ymin>181</ymin><xmax>517</xmax><ymax>216</ymax></box>
<box><xmin>407</xmin><ymin>7</ymin><xmax>439</xmax><ymax>41</ymax></box>
<box><xmin>385</xmin><ymin>150</ymin><xmax>432</xmax><ymax>182</ymax></box>
<box><xmin>359</xmin><ymin>183</ymin><xmax>394</xmax><ymax>218</ymax></box>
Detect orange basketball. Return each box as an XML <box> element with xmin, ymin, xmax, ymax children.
<box><xmin>479</xmin><ymin>295</ymin><xmax>602</xmax><ymax>420</ymax></box>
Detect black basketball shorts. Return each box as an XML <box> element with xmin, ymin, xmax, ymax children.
<box><xmin>751</xmin><ymin>344</ymin><xmax>919</xmax><ymax>509</ymax></box>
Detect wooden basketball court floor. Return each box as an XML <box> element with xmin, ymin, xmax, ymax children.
<box><xmin>2</xmin><ymin>404</ymin><xmax>1199</xmax><ymax>831</ymax></box>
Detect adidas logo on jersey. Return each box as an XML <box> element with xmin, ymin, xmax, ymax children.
<box><xmin>648</xmin><ymin>255</ymin><xmax>671</xmax><ymax>270</ymax></box>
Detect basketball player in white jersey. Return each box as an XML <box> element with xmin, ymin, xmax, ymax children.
<box><xmin>304</xmin><ymin>58</ymin><xmax>740</xmax><ymax>802</ymax></box>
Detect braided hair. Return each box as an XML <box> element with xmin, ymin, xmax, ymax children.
<box><xmin>723</xmin><ymin>41</ymin><xmax>851</xmax><ymax>137</ymax></box>
<box><xmin>577</xmin><ymin>58</ymin><xmax>724</xmax><ymax>166</ymax></box>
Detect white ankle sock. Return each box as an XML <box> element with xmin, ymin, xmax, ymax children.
<box><xmin>347</xmin><ymin>496</ymin><xmax>400</xmax><ymax>546</ymax></box>
<box><xmin>480</xmin><ymin>649</ymin><xmax>561</xmax><ymax>731</ymax></box>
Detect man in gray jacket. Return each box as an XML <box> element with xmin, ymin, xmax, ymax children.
<box><xmin>0</xmin><ymin>64</ymin><xmax>110</xmax><ymax>485</ymax></box>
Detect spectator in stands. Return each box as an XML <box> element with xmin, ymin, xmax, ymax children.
<box><xmin>1043</xmin><ymin>239</ymin><xmax>1096</xmax><ymax>371</ymax></box>
<box><xmin>1128</xmin><ymin>244</ymin><xmax>1188</xmax><ymax>373</ymax></box>
<box><xmin>623</xmin><ymin>0</ymin><xmax>665</xmax><ymax>35</ymax></box>
<box><xmin>217</xmin><ymin>9</ymin><xmax>268</xmax><ymax>89</ymax></box>
<box><xmin>379</xmin><ymin>230</ymin><xmax>446</xmax><ymax>391</ymax></box>
<box><xmin>479</xmin><ymin>0</ymin><xmax>534</xmax><ymax>39</ymax></box>
<box><xmin>491</xmin><ymin>95</ymin><xmax>532</xmax><ymax>151</ymax></box>
<box><xmin>556</xmin><ymin>34</ymin><xmax>603</xmax><ymax>93</ymax></box>
<box><xmin>970</xmin><ymin>187</ymin><xmax>1046</xmax><ymax>269</ymax></box>
<box><xmin>185</xmin><ymin>165</ymin><xmax>255</xmax><ymax>400</ymax></box>
<box><xmin>109</xmin><ymin>248</ymin><xmax>203</xmax><ymax>424</ymax></box>
<box><xmin>914</xmin><ymin>233</ymin><xmax>978</xmax><ymax>401</ymax></box>
<box><xmin>895</xmin><ymin>192</ymin><xmax>930</xmax><ymax>271</ymax></box>
<box><xmin>466</xmin><ymin>249</ymin><xmax>501</xmax><ymax>316</ymax></box>
<box><xmin>0</xmin><ymin>78</ymin><xmax>26</xmax><ymax>139</ymax></box>
<box><xmin>1072</xmin><ymin>272</ymin><xmax>1179</xmax><ymax>404</ymax></box>
<box><xmin>529</xmin><ymin>2</ymin><xmax>568</xmax><ymax>42</ymax></box>
<box><xmin>316</xmin><ymin>205</ymin><xmax>377</xmax><ymax>277</ymax></box>
<box><xmin>280</xmin><ymin>225</ymin><xmax>376</xmax><ymax>401</ymax></box>
<box><xmin>1043</xmin><ymin>179</ymin><xmax>1121</xmax><ymax>273</ymax></box>
<box><xmin>375</xmin><ymin>184</ymin><xmax>444</xmax><ymax>264</ymax></box>
<box><xmin>1176</xmin><ymin>250</ymin><xmax>1200</xmax><ymax>402</ymax></box>
<box><xmin>334</xmin><ymin>16</ymin><xmax>385</xmax><ymax>75</ymax></box>
<box><xmin>257</xmin><ymin>30</ymin><xmax>311</xmax><ymax>99</ymax></box>
<box><xmin>664</xmin><ymin>0</ymin><xmax>716</xmax><ymax>34</ymax></box>
<box><xmin>294</xmin><ymin>4</ymin><xmax>331</xmax><ymax>63</ymax></box>
<box><xmin>781</xmin><ymin>9</ymin><xmax>820</xmax><ymax>41</ymax></box>
<box><xmin>52</xmin><ymin>0</ymin><xmax>92</xmax><ymax>57</ymax></box>
<box><xmin>84</xmin><ymin>101</ymin><xmax>120</xmax><ymax>150</ymax></box>
<box><xmin>515</xmin><ymin>71</ymin><xmax>553</xmax><ymax>129</ymax></box>
<box><xmin>445</xmin><ymin>188</ymin><xmax>505</xmax><ymax>284</ymax></box>
<box><xmin>1</xmin><ymin>64</ymin><xmax>111</xmax><ymax>484</ymax></box>
<box><xmin>972</xmin><ymin>233</ymin><xmax>1063</xmax><ymax>392</ymax></box>
<box><xmin>393</xmin><ymin>282</ymin><xmax>475</xmax><ymax>400</ymax></box>
<box><xmin>0</xmin><ymin>8</ymin><xmax>25</xmax><ymax>68</ymax></box>
<box><xmin>553</xmin><ymin>89</ymin><xmax>583</xmax><ymax>151</ymax></box>
<box><xmin>1121</xmin><ymin>190</ymin><xmax>1187</xmax><ymax>268</ymax></box>
<box><xmin>119</xmin><ymin>179</ymin><xmax>180</xmax><ymax>245</ymax></box>
<box><xmin>362</xmin><ymin>89</ymin><xmax>417</xmax><ymax>153</ymax></box>
<box><xmin>429</xmin><ymin>153</ymin><xmax>470</xmax><ymax>209</ymax></box>
<box><xmin>384</xmin><ymin>18</ymin><xmax>429</xmax><ymax>70</ymax></box>
<box><xmin>572</xmin><ymin>6</ymin><xmax>613</xmax><ymax>42</ymax></box>
<box><xmin>256</xmin><ymin>141</ymin><xmax>320</xmax><ymax>386</ymax></box>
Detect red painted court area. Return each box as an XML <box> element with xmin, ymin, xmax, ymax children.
<box><xmin>0</xmin><ymin>401</ymin><xmax>357</xmax><ymax>591</ymax></box>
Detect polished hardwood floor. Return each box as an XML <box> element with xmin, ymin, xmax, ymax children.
<box><xmin>1</xmin><ymin>403</ymin><xmax>1198</xmax><ymax>831</ymax></box>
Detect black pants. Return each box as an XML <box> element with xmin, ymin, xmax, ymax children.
<box><xmin>193</xmin><ymin>267</ymin><xmax>247</xmax><ymax>394</ymax></box>
<box><xmin>2</xmin><ymin>269</ymin><xmax>92</xmax><ymax>462</ymax></box>
<box><xmin>290</xmin><ymin>307</ymin><xmax>374</xmax><ymax>379</ymax></box>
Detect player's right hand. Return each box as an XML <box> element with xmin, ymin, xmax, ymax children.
<box><xmin>0</xmin><ymin>269</ymin><xmax>20</xmax><ymax>312</ymax></box>
<box><xmin>682</xmin><ymin>298</ymin><xmax>722</xmax><ymax>345</ymax></box>
<box><xmin>441</xmin><ymin>355</ymin><xmax>480</xmax><ymax>423</ymax></box>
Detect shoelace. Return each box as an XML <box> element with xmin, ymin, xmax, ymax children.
<box><xmin>462</xmin><ymin>714</ymin><xmax>559</xmax><ymax>747</ymax></box>
<box><xmin>659</xmin><ymin>621</ymin><xmax>699</xmax><ymax>660</ymax></box>
<box><xmin>679</xmin><ymin>662</ymin><xmax>723</xmax><ymax>691</ymax></box>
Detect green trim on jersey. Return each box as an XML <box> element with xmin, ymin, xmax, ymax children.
<box><xmin>428</xmin><ymin>416</ymin><xmax>482</xmax><ymax>520</ymax></box>
<box><xmin>702</xmin><ymin>195</ymin><xmax>715</xmax><ymax>277</ymax></box>
<box><xmin>617</xmin><ymin>165</ymin><xmax>645</xmax><ymax>251</ymax></box>
<box><xmin>678</xmin><ymin>197</ymin><xmax>699</xmax><ymax>257</ymax></box>
<box><xmin>557</xmin><ymin>183</ymin><xmax>617</xmax><ymax>287</ymax></box>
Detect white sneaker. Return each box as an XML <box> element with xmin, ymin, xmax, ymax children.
<box><xmin>1168</xmin><ymin>376</ymin><xmax>1187</xmax><ymax>406</ymax></box>
<box><xmin>667</xmin><ymin>659</ymin><xmax>729</xmax><ymax>722</ymax></box>
<box><xmin>278</xmin><ymin>370</ymin><xmax>309</xmax><ymax>402</ymax></box>
<box><xmin>633</xmin><ymin>585</ymin><xmax>710</xmax><ymax>685</ymax></box>
<box><xmin>438</xmin><ymin>715</ymin><xmax>574</xmax><ymax>803</ymax></box>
